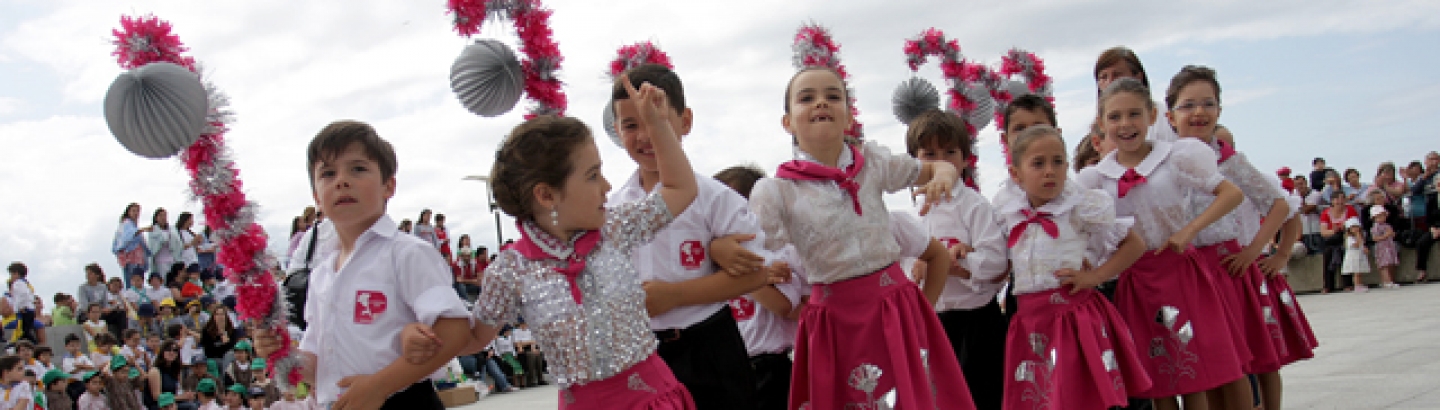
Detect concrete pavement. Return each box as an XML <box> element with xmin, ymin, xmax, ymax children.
<box><xmin>456</xmin><ymin>282</ymin><xmax>1440</xmax><ymax>409</ymax></box>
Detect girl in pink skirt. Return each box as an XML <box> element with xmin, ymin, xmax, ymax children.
<box><xmin>1163</xmin><ymin>66</ymin><xmax>1293</xmax><ymax>409</ymax></box>
<box><xmin>1076</xmin><ymin>78</ymin><xmax>1247</xmax><ymax>410</ymax></box>
<box><xmin>1370</xmin><ymin>206</ymin><xmax>1401</xmax><ymax>288</ymax></box>
<box><xmin>749</xmin><ymin>66</ymin><xmax>973</xmax><ymax>409</ymax></box>
<box><xmin>997</xmin><ymin>125</ymin><xmax>1153</xmax><ymax>410</ymax></box>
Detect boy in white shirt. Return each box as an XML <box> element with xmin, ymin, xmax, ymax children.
<box><xmin>607</xmin><ymin>63</ymin><xmax>781</xmax><ymax>410</ymax></box>
<box><xmin>8</xmin><ymin>262</ymin><xmax>37</xmax><ymax>343</ymax></box>
<box><xmin>253</xmin><ymin>120</ymin><xmax>472</xmax><ymax>409</ymax></box>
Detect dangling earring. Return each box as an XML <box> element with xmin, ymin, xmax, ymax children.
<box><xmin>550</xmin><ymin>208</ymin><xmax>559</xmax><ymax>227</ymax></box>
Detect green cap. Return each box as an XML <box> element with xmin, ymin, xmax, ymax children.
<box><xmin>196</xmin><ymin>378</ymin><xmax>217</xmax><ymax>394</ymax></box>
<box><xmin>41</xmin><ymin>368</ymin><xmax>68</xmax><ymax>386</ymax></box>
<box><xmin>234</xmin><ymin>340</ymin><xmax>252</xmax><ymax>352</ymax></box>
<box><xmin>157</xmin><ymin>392</ymin><xmax>176</xmax><ymax>407</ymax></box>
<box><xmin>228</xmin><ymin>384</ymin><xmax>248</xmax><ymax>395</ymax></box>
<box><xmin>109</xmin><ymin>355</ymin><xmax>129</xmax><ymax>371</ymax></box>
<box><xmin>80</xmin><ymin>371</ymin><xmax>100</xmax><ymax>383</ymax></box>
<box><xmin>250</xmin><ymin>358</ymin><xmax>266</xmax><ymax>371</ymax></box>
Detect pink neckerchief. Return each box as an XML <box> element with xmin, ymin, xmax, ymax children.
<box><xmin>776</xmin><ymin>144</ymin><xmax>866</xmax><ymax>215</ymax></box>
<box><xmin>1215</xmin><ymin>138</ymin><xmax>1237</xmax><ymax>164</ymax></box>
<box><xmin>1118</xmin><ymin>168</ymin><xmax>1147</xmax><ymax>198</ymax></box>
<box><xmin>511</xmin><ymin>221</ymin><xmax>601</xmax><ymax>304</ymax></box>
<box><xmin>1007</xmin><ymin>209</ymin><xmax>1060</xmax><ymax>248</ymax></box>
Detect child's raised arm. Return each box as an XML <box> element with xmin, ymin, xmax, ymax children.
<box><xmin>621</xmin><ymin>75</ymin><xmax>697</xmax><ymax>217</ymax></box>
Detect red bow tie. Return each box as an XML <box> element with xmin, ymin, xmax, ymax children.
<box><xmin>513</xmin><ymin>224</ymin><xmax>602</xmax><ymax>304</ymax></box>
<box><xmin>1118</xmin><ymin>168</ymin><xmax>1147</xmax><ymax>198</ymax></box>
<box><xmin>776</xmin><ymin>144</ymin><xmax>867</xmax><ymax>215</ymax></box>
<box><xmin>1008</xmin><ymin>209</ymin><xmax>1059</xmax><ymax>248</ymax></box>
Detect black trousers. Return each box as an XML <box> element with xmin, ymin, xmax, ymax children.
<box><xmin>380</xmin><ymin>382</ymin><xmax>444</xmax><ymax>410</ymax></box>
<box><xmin>1416</xmin><ymin>230</ymin><xmax>1435</xmax><ymax>272</ymax></box>
<box><xmin>750</xmin><ymin>353</ymin><xmax>792</xmax><ymax>410</ymax></box>
<box><xmin>937</xmin><ymin>301</ymin><xmax>1008</xmax><ymax>410</ymax></box>
<box><xmin>654</xmin><ymin>306</ymin><xmax>758</xmax><ymax>410</ymax></box>
<box><xmin>15</xmin><ymin>309</ymin><xmax>36</xmax><ymax>343</ymax></box>
<box><xmin>1323</xmin><ymin>242</ymin><xmax>1346</xmax><ymax>291</ymax></box>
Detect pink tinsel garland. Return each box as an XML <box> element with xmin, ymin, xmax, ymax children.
<box><xmin>903</xmin><ymin>28</ymin><xmax>982</xmax><ymax>191</ymax></box>
<box><xmin>110</xmin><ymin>14</ymin><xmax>294</xmax><ymax>386</ymax></box>
<box><xmin>447</xmin><ymin>0</ymin><xmax>567</xmax><ymax>118</ymax></box>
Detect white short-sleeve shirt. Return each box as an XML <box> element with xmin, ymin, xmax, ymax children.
<box><xmin>609</xmin><ymin>172</ymin><xmax>774</xmax><ymax>331</ymax></box>
<box><xmin>298</xmin><ymin>215</ymin><xmax>470</xmax><ymax>405</ymax></box>
<box><xmin>730</xmin><ymin>246</ymin><xmax>809</xmax><ymax>357</ymax></box>
<box><xmin>917</xmin><ymin>187</ymin><xmax>1009</xmax><ymax>311</ymax></box>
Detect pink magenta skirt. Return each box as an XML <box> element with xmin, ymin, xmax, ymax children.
<box><xmin>1263</xmin><ymin>273</ymin><xmax>1319</xmax><ymax>366</ymax></box>
<box><xmin>558</xmin><ymin>354</ymin><xmax>695</xmax><ymax>410</ymax></box>
<box><xmin>1004</xmin><ymin>288</ymin><xmax>1152</xmax><ymax>410</ymax></box>
<box><xmin>790</xmin><ymin>263</ymin><xmax>975</xmax><ymax>410</ymax></box>
<box><xmin>1114</xmin><ymin>247</ymin><xmax>1247</xmax><ymax>398</ymax></box>
<box><xmin>1195</xmin><ymin>240</ymin><xmax>1283</xmax><ymax>374</ymax></box>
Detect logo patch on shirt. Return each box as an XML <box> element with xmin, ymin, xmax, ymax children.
<box><xmin>939</xmin><ymin>237</ymin><xmax>960</xmax><ymax>248</ymax></box>
<box><xmin>679</xmin><ymin>240</ymin><xmax>706</xmax><ymax>270</ymax></box>
<box><xmin>354</xmin><ymin>290</ymin><xmax>388</xmax><ymax>324</ymax></box>
<box><xmin>729</xmin><ymin>297</ymin><xmax>756</xmax><ymax>322</ymax></box>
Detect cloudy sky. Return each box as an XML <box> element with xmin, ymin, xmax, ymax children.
<box><xmin>2</xmin><ymin>0</ymin><xmax>1438</xmax><ymax>307</ymax></box>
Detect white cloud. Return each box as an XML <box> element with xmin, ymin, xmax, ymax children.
<box><xmin>2</xmin><ymin>0</ymin><xmax>1437</xmax><ymax>304</ymax></box>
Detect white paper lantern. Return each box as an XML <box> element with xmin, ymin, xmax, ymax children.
<box><xmin>103</xmin><ymin>62</ymin><xmax>208</xmax><ymax>159</ymax></box>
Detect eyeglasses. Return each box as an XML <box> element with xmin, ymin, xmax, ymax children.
<box><xmin>1174</xmin><ymin>100</ymin><xmax>1219</xmax><ymax>113</ymax></box>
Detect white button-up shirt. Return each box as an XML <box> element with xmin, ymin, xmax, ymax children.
<box><xmin>299</xmin><ymin>215</ymin><xmax>469</xmax><ymax>405</ymax></box>
<box><xmin>917</xmin><ymin>187</ymin><xmax>1008</xmax><ymax>311</ymax></box>
<box><xmin>609</xmin><ymin>171</ymin><xmax>774</xmax><ymax>330</ymax></box>
<box><xmin>731</xmin><ymin>246</ymin><xmax>808</xmax><ymax>357</ymax></box>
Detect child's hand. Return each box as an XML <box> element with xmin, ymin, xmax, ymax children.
<box><xmin>1221</xmin><ymin>247</ymin><xmax>1262</xmax><ymax>277</ymax></box>
<box><xmin>401</xmin><ymin>323</ymin><xmax>442</xmax><ymax>366</ymax></box>
<box><xmin>1055</xmin><ymin>268</ymin><xmax>1105</xmax><ymax>294</ymax></box>
<box><xmin>915</xmin><ymin>167</ymin><xmax>957</xmax><ymax>216</ymax></box>
<box><xmin>251</xmin><ymin>328</ymin><xmax>283</xmax><ymax>359</ymax></box>
<box><xmin>620</xmin><ymin>74</ymin><xmax>672</xmax><ymax>130</ymax></box>
<box><xmin>1157</xmin><ymin>228</ymin><xmax>1197</xmax><ymax>255</ymax></box>
<box><xmin>710</xmin><ymin>234</ymin><xmax>764</xmax><ymax>277</ymax></box>
<box><xmin>948</xmin><ymin>241</ymin><xmax>974</xmax><ymax>261</ymax></box>
<box><xmin>642</xmin><ymin>281</ymin><xmax>680</xmax><ymax>317</ymax></box>
<box><xmin>1257</xmin><ymin>255</ymin><xmax>1284</xmax><ymax>277</ymax></box>
<box><xmin>763</xmin><ymin>261</ymin><xmax>792</xmax><ymax>285</ymax></box>
<box><xmin>334</xmin><ymin>374</ymin><xmax>385</xmax><ymax>410</ymax></box>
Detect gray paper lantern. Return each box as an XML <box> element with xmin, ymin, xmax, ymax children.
<box><xmin>450</xmin><ymin>39</ymin><xmax>524</xmax><ymax>117</ymax></box>
<box><xmin>892</xmin><ymin>77</ymin><xmax>940</xmax><ymax>125</ymax></box>
<box><xmin>602</xmin><ymin>100</ymin><xmax>622</xmax><ymax>147</ymax></box>
<box><xmin>103</xmin><ymin>62</ymin><xmax>208</xmax><ymax>159</ymax></box>
<box><xmin>960</xmin><ymin>83</ymin><xmax>996</xmax><ymax>131</ymax></box>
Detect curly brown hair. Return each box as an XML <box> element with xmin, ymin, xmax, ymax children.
<box><xmin>491</xmin><ymin>116</ymin><xmax>594</xmax><ymax>222</ymax></box>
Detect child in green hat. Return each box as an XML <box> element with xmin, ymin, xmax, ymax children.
<box><xmin>78</xmin><ymin>371</ymin><xmax>107</xmax><ymax>409</ymax></box>
<box><xmin>157</xmin><ymin>392</ymin><xmax>178</xmax><ymax>410</ymax></box>
<box><xmin>248</xmin><ymin>358</ymin><xmax>280</xmax><ymax>403</ymax></box>
<box><xmin>195</xmin><ymin>378</ymin><xmax>219</xmax><ymax>410</ymax></box>
<box><xmin>223</xmin><ymin>384</ymin><xmax>247</xmax><ymax>409</ymax></box>
<box><xmin>41</xmin><ymin>368</ymin><xmax>73</xmax><ymax>410</ymax></box>
<box><xmin>225</xmin><ymin>340</ymin><xmax>254</xmax><ymax>387</ymax></box>
<box><xmin>104</xmin><ymin>355</ymin><xmax>145</xmax><ymax>410</ymax></box>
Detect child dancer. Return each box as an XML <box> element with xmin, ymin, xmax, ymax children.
<box><xmin>1342</xmin><ymin>218</ymin><xmax>1371</xmax><ymax>291</ymax></box>
<box><xmin>1164</xmin><ymin>66</ymin><xmax>1291</xmax><ymax>409</ymax></box>
<box><xmin>749</xmin><ymin>65</ymin><xmax>971</xmax><ymax>409</ymax></box>
<box><xmin>1076</xmin><ymin>78</ymin><xmax>1247</xmax><ymax>410</ymax></box>
<box><xmin>904</xmin><ymin>109</ymin><xmax>1010</xmax><ymax>410</ymax></box>
<box><xmin>607</xmin><ymin>63</ymin><xmax>778</xmax><ymax>410</ymax></box>
<box><xmin>403</xmin><ymin>78</ymin><xmax>711</xmax><ymax>409</ymax></box>
<box><xmin>999</xmin><ymin>125</ymin><xmax>1152</xmax><ymax>409</ymax></box>
<box><xmin>1369</xmin><ymin>206</ymin><xmax>1400</xmax><ymax>288</ymax></box>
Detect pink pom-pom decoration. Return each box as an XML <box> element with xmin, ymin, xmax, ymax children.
<box><xmin>793</xmin><ymin>23</ymin><xmax>862</xmax><ymax>139</ymax></box>
<box><xmin>898</xmin><ymin>29</ymin><xmax>998</xmax><ymax>192</ymax></box>
<box><xmin>995</xmin><ymin>48</ymin><xmax>1054</xmax><ymax>129</ymax></box>
<box><xmin>609</xmin><ymin>42</ymin><xmax>673</xmax><ymax>79</ymax></box>
<box><xmin>447</xmin><ymin>0</ymin><xmax>491</xmax><ymax>37</ymax></box>
<box><xmin>111</xmin><ymin>15</ymin><xmax>195</xmax><ymax>70</ymax></box>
